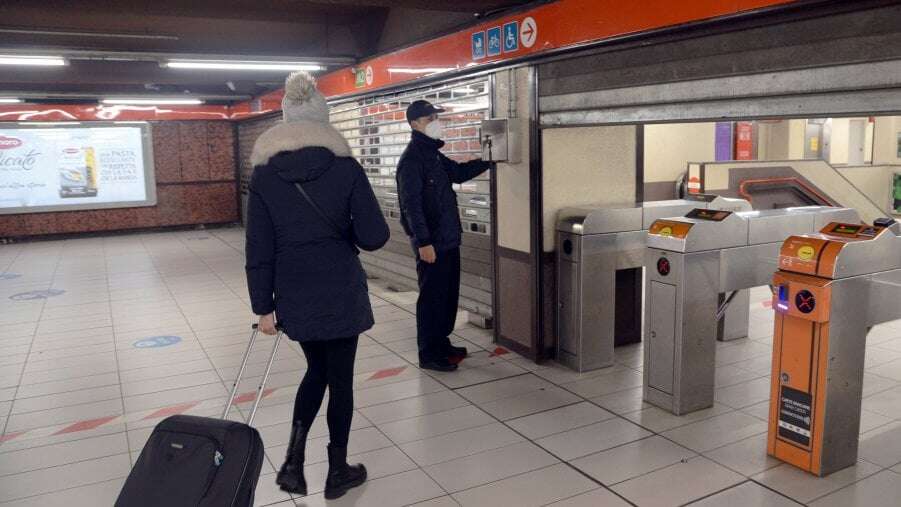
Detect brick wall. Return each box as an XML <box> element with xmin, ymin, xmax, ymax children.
<box><xmin>0</xmin><ymin>121</ymin><xmax>239</xmax><ymax>238</ymax></box>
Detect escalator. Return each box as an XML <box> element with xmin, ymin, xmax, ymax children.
<box><xmin>688</xmin><ymin>160</ymin><xmax>889</xmax><ymax>224</ymax></box>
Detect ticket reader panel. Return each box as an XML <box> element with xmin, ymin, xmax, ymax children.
<box><xmin>768</xmin><ymin>222</ymin><xmax>900</xmax><ymax>476</ymax></box>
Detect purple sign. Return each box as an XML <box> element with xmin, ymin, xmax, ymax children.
<box><xmin>715</xmin><ymin>122</ymin><xmax>733</xmax><ymax>161</ymax></box>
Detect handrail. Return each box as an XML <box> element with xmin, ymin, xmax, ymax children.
<box><xmin>738</xmin><ymin>177</ymin><xmax>836</xmax><ymax>206</ymax></box>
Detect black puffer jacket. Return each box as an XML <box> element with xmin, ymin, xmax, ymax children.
<box><xmin>396</xmin><ymin>130</ymin><xmax>491</xmax><ymax>252</ymax></box>
<box><xmin>245</xmin><ymin>125</ymin><xmax>389</xmax><ymax>342</ymax></box>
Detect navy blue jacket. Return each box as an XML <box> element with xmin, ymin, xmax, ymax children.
<box><xmin>396</xmin><ymin>130</ymin><xmax>492</xmax><ymax>252</ymax></box>
<box><xmin>245</xmin><ymin>146</ymin><xmax>389</xmax><ymax>342</ymax></box>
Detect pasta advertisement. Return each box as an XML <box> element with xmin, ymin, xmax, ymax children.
<box><xmin>0</xmin><ymin>124</ymin><xmax>155</xmax><ymax>214</ymax></box>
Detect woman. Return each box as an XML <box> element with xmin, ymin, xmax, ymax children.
<box><xmin>245</xmin><ymin>71</ymin><xmax>389</xmax><ymax>500</ymax></box>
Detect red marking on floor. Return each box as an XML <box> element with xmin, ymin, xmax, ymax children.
<box><xmin>0</xmin><ymin>431</ymin><xmax>26</xmax><ymax>443</ymax></box>
<box><xmin>490</xmin><ymin>347</ymin><xmax>510</xmax><ymax>357</ymax></box>
<box><xmin>54</xmin><ymin>415</ymin><xmax>120</xmax><ymax>435</ymax></box>
<box><xmin>143</xmin><ymin>402</ymin><xmax>200</xmax><ymax>420</ymax></box>
<box><xmin>369</xmin><ymin>366</ymin><xmax>406</xmax><ymax>381</ymax></box>
<box><xmin>761</xmin><ymin>300</ymin><xmax>773</xmax><ymax>309</ymax></box>
<box><xmin>448</xmin><ymin>355</ymin><xmax>464</xmax><ymax>365</ymax></box>
<box><xmin>233</xmin><ymin>388</ymin><xmax>276</xmax><ymax>404</ymax></box>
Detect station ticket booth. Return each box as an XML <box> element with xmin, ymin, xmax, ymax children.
<box><xmin>642</xmin><ymin>206</ymin><xmax>860</xmax><ymax>415</ymax></box>
<box><xmin>555</xmin><ymin>195</ymin><xmax>751</xmax><ymax>372</ymax></box>
<box><xmin>767</xmin><ymin>218</ymin><xmax>901</xmax><ymax>476</ymax></box>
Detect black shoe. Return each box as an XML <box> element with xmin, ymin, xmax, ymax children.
<box><xmin>447</xmin><ymin>344</ymin><xmax>468</xmax><ymax>359</ymax></box>
<box><xmin>419</xmin><ymin>358</ymin><xmax>459</xmax><ymax>372</ymax></box>
<box><xmin>324</xmin><ymin>444</ymin><xmax>367</xmax><ymax>500</ymax></box>
<box><xmin>275</xmin><ymin>423</ymin><xmax>308</xmax><ymax>495</ymax></box>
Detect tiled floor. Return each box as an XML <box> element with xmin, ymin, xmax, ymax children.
<box><xmin>2</xmin><ymin>227</ymin><xmax>901</xmax><ymax>506</ymax></box>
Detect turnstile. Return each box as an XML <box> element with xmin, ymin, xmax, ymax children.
<box><xmin>555</xmin><ymin>195</ymin><xmax>751</xmax><ymax>372</ymax></box>
<box><xmin>643</xmin><ymin>206</ymin><xmax>861</xmax><ymax>415</ymax></box>
<box><xmin>767</xmin><ymin>218</ymin><xmax>901</xmax><ymax>476</ymax></box>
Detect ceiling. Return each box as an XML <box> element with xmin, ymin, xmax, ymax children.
<box><xmin>0</xmin><ymin>0</ymin><xmax>536</xmax><ymax>104</ymax></box>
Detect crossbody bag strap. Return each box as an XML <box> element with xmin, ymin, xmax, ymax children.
<box><xmin>293</xmin><ymin>182</ymin><xmax>344</xmax><ymax>236</ymax></box>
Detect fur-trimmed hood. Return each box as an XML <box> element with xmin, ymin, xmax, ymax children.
<box><xmin>250</xmin><ymin>120</ymin><xmax>351</xmax><ymax>168</ymax></box>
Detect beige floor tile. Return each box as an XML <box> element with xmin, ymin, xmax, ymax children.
<box><xmin>424</xmin><ymin>441</ymin><xmax>558</xmax><ymax>492</ymax></box>
<box><xmin>704</xmin><ymin>433</ymin><xmax>782</xmax><ymax>476</ymax></box>
<box><xmin>590</xmin><ymin>386</ymin><xmax>649</xmax><ymax>415</ymax></box>
<box><xmin>858</xmin><ymin>421</ymin><xmax>901</xmax><ymax>467</ymax></box>
<box><xmin>400</xmin><ymin>423</ymin><xmax>524</xmax><ymax>467</ymax></box>
<box><xmin>536</xmin><ymin>417</ymin><xmax>652</xmax><ymax>460</ymax></box>
<box><xmin>477</xmin><ymin>386</ymin><xmax>581</xmax><ymax>421</ymax></box>
<box><xmin>0</xmin><ymin>477</ymin><xmax>125</xmax><ymax>507</ymax></box>
<box><xmin>378</xmin><ymin>405</ymin><xmax>494</xmax><ymax>444</ymax></box>
<box><xmin>0</xmin><ymin>453</ymin><xmax>130</xmax><ymax>502</ymax></box>
<box><xmin>753</xmin><ymin>459</ymin><xmax>882</xmax><ymax>504</ymax></box>
<box><xmin>545</xmin><ymin>488</ymin><xmax>631</xmax><ymax>506</ymax></box>
<box><xmin>506</xmin><ymin>402</ymin><xmax>615</xmax><ymax>440</ymax></box>
<box><xmin>359</xmin><ymin>390</ymin><xmax>470</xmax><ymax>425</ymax></box>
<box><xmin>0</xmin><ymin>432</ymin><xmax>128</xmax><ymax>477</ymax></box>
<box><xmin>611</xmin><ymin>456</ymin><xmax>745</xmax><ymax>507</ymax></box>
<box><xmin>687</xmin><ymin>481</ymin><xmax>802</xmax><ymax>506</ymax></box>
<box><xmin>451</xmin><ymin>463</ymin><xmax>596</xmax><ymax>507</ymax></box>
<box><xmin>572</xmin><ymin>435</ymin><xmax>696</xmax><ymax>486</ymax></box>
<box><xmin>809</xmin><ymin>470</ymin><xmax>901</xmax><ymax>507</ymax></box>
<box><xmin>623</xmin><ymin>403</ymin><xmax>733</xmax><ymax>433</ymax></box>
<box><xmin>662</xmin><ymin>411</ymin><xmax>768</xmax><ymax>453</ymax></box>
<box><xmin>295</xmin><ymin>469</ymin><xmax>445</xmax><ymax>507</ymax></box>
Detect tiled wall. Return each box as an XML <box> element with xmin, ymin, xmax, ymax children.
<box><xmin>0</xmin><ymin>121</ymin><xmax>239</xmax><ymax>238</ymax></box>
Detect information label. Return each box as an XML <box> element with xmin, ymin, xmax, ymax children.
<box><xmin>778</xmin><ymin>386</ymin><xmax>813</xmax><ymax>447</ymax></box>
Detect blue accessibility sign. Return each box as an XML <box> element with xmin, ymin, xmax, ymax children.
<box><xmin>471</xmin><ymin>31</ymin><xmax>486</xmax><ymax>60</ymax></box>
<box><xmin>487</xmin><ymin>26</ymin><xmax>502</xmax><ymax>57</ymax></box>
<box><xmin>9</xmin><ymin>289</ymin><xmax>66</xmax><ymax>301</ymax></box>
<box><xmin>503</xmin><ymin>22</ymin><xmax>519</xmax><ymax>53</ymax></box>
<box><xmin>133</xmin><ymin>335</ymin><xmax>182</xmax><ymax>349</ymax></box>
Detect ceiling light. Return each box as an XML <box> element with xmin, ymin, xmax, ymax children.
<box><xmin>101</xmin><ymin>98</ymin><xmax>204</xmax><ymax>105</ymax></box>
<box><xmin>165</xmin><ymin>60</ymin><xmax>323</xmax><ymax>72</ymax></box>
<box><xmin>0</xmin><ymin>55</ymin><xmax>66</xmax><ymax>66</ymax></box>
<box><xmin>0</xmin><ymin>98</ymin><xmax>23</xmax><ymax>103</ymax></box>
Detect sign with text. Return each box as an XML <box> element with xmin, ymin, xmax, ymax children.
<box><xmin>0</xmin><ymin>123</ymin><xmax>156</xmax><ymax>214</ymax></box>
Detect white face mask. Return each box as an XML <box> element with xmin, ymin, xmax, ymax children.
<box><xmin>424</xmin><ymin>119</ymin><xmax>444</xmax><ymax>140</ymax></box>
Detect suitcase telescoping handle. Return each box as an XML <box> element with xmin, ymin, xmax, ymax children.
<box><xmin>221</xmin><ymin>323</ymin><xmax>284</xmax><ymax>425</ymax></box>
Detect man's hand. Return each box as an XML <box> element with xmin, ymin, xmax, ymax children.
<box><xmin>418</xmin><ymin>245</ymin><xmax>437</xmax><ymax>264</ymax></box>
<box><xmin>258</xmin><ymin>313</ymin><xmax>277</xmax><ymax>335</ymax></box>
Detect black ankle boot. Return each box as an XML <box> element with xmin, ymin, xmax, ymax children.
<box><xmin>324</xmin><ymin>444</ymin><xmax>367</xmax><ymax>500</ymax></box>
<box><xmin>275</xmin><ymin>423</ymin><xmax>308</xmax><ymax>495</ymax></box>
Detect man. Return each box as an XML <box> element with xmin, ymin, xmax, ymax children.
<box><xmin>396</xmin><ymin>100</ymin><xmax>494</xmax><ymax>372</ymax></box>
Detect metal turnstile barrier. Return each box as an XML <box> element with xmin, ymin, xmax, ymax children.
<box><xmin>767</xmin><ymin>218</ymin><xmax>901</xmax><ymax>476</ymax></box>
<box><xmin>555</xmin><ymin>195</ymin><xmax>751</xmax><ymax>372</ymax></box>
<box><xmin>642</xmin><ymin>205</ymin><xmax>861</xmax><ymax>415</ymax></box>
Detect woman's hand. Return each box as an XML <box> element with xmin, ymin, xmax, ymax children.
<box><xmin>258</xmin><ymin>313</ymin><xmax>277</xmax><ymax>335</ymax></box>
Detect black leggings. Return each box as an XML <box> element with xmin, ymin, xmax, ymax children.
<box><xmin>293</xmin><ymin>336</ymin><xmax>359</xmax><ymax>447</ymax></box>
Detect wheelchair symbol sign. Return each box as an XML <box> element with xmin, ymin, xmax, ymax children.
<box><xmin>503</xmin><ymin>22</ymin><xmax>518</xmax><ymax>52</ymax></box>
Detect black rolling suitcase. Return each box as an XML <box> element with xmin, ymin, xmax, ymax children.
<box><xmin>115</xmin><ymin>324</ymin><xmax>285</xmax><ymax>507</ymax></box>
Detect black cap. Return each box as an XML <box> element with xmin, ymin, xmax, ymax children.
<box><xmin>406</xmin><ymin>100</ymin><xmax>445</xmax><ymax>122</ymax></box>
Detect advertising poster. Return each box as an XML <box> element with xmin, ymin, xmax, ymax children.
<box><xmin>0</xmin><ymin>125</ymin><xmax>155</xmax><ymax>214</ymax></box>
<box><xmin>715</xmin><ymin>122</ymin><xmax>733</xmax><ymax>161</ymax></box>
<box><xmin>734</xmin><ymin>121</ymin><xmax>754</xmax><ymax>160</ymax></box>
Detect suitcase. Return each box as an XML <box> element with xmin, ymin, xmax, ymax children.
<box><xmin>115</xmin><ymin>323</ymin><xmax>285</xmax><ymax>507</ymax></box>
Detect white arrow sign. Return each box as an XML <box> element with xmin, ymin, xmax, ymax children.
<box><xmin>520</xmin><ymin>16</ymin><xmax>537</xmax><ymax>48</ymax></box>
